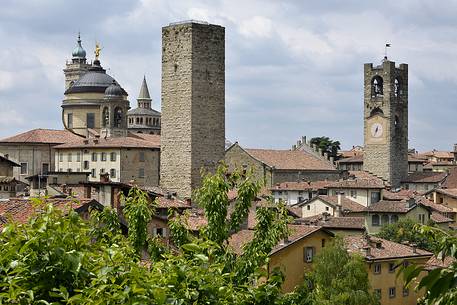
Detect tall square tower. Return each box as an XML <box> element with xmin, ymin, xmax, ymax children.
<box><xmin>363</xmin><ymin>59</ymin><xmax>408</xmax><ymax>188</ymax></box>
<box><xmin>160</xmin><ymin>21</ymin><xmax>225</xmax><ymax>198</ymax></box>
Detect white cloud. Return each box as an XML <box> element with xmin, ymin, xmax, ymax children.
<box><xmin>238</xmin><ymin>16</ymin><xmax>273</xmax><ymax>39</ymax></box>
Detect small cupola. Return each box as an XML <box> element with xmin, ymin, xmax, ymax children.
<box><xmin>71</xmin><ymin>33</ymin><xmax>86</xmax><ymax>59</ymax></box>
<box><xmin>104</xmin><ymin>80</ymin><xmax>123</xmax><ymax>99</ymax></box>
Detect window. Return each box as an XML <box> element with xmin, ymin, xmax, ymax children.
<box><xmin>68</xmin><ymin>153</ymin><xmax>72</xmax><ymax>162</ymax></box>
<box><xmin>371</xmin><ymin>191</ymin><xmax>381</xmax><ymax>204</ymax></box>
<box><xmin>156</xmin><ymin>228</ymin><xmax>164</xmax><ymax>237</ymax></box>
<box><xmin>52</xmin><ymin>177</ymin><xmax>58</xmax><ymax>184</ymax></box>
<box><xmin>76</xmin><ymin>152</ymin><xmax>81</xmax><ymax>162</ymax></box>
<box><xmin>325</xmin><ymin>206</ymin><xmax>329</xmax><ymax>211</ymax></box>
<box><xmin>102</xmin><ymin>107</ymin><xmax>109</xmax><ymax>127</ymax></box>
<box><xmin>419</xmin><ymin>214</ymin><xmax>426</xmax><ymax>224</ymax></box>
<box><xmin>67</xmin><ymin>113</ymin><xmax>73</xmax><ymax>129</ymax></box>
<box><xmin>67</xmin><ymin>168</ymin><xmax>72</xmax><ymax>173</ymax></box>
<box><xmin>101</xmin><ymin>152</ymin><xmax>107</xmax><ymax>161</ymax></box>
<box><xmin>114</xmin><ymin>107</ymin><xmax>122</xmax><ymax>128</ymax></box>
<box><xmin>59</xmin><ymin>153</ymin><xmax>63</xmax><ymax>162</ymax></box>
<box><xmin>389</xmin><ymin>262</ymin><xmax>395</xmax><ymax>273</ymax></box>
<box><xmin>389</xmin><ymin>287</ymin><xmax>396</xmax><ymax>298</ymax></box>
<box><xmin>92</xmin><ymin>153</ymin><xmax>97</xmax><ymax>162</ymax></box>
<box><xmin>307</xmin><ymin>205</ymin><xmax>311</xmax><ymax>210</ymax></box>
<box><xmin>372</xmin><ymin>76</ymin><xmax>383</xmax><ymax>96</ymax></box>
<box><xmin>20</xmin><ymin>162</ymin><xmax>28</xmax><ymax>175</ymax></box>
<box><xmin>350</xmin><ymin>190</ymin><xmax>357</xmax><ymax>198</ymax></box>
<box><xmin>321</xmin><ymin>239</ymin><xmax>326</xmax><ymax>248</ymax></box>
<box><xmin>374</xmin><ymin>263</ymin><xmax>381</xmax><ymax>274</ymax></box>
<box><xmin>138</xmin><ymin>168</ymin><xmax>145</xmax><ymax>178</ymax></box>
<box><xmin>42</xmin><ymin>163</ymin><xmax>49</xmax><ymax>175</ymax></box>
<box><xmin>402</xmin><ymin>287</ymin><xmax>409</xmax><ymax>297</ymax></box>
<box><xmin>391</xmin><ymin>214</ymin><xmax>399</xmax><ymax>223</ymax></box>
<box><xmin>83</xmin><ymin>161</ymin><xmax>89</xmax><ymax>170</ymax></box>
<box><xmin>374</xmin><ymin>289</ymin><xmax>381</xmax><ymax>299</ymax></box>
<box><xmin>382</xmin><ymin>214</ymin><xmax>390</xmax><ymax>225</ymax></box>
<box><xmin>86</xmin><ymin>113</ymin><xmax>95</xmax><ymax>128</ymax></box>
<box><xmin>91</xmin><ymin>169</ymin><xmax>96</xmax><ymax>178</ymax></box>
<box><xmin>110</xmin><ymin>169</ymin><xmax>116</xmax><ymax>178</ymax></box>
<box><xmin>394</xmin><ymin>78</ymin><xmax>401</xmax><ymax>97</ymax></box>
<box><xmin>100</xmin><ymin>168</ymin><xmax>105</xmax><ymax>174</ymax></box>
<box><xmin>110</xmin><ymin>152</ymin><xmax>116</xmax><ymax>161</ymax></box>
<box><xmin>372</xmin><ymin>214</ymin><xmax>380</xmax><ymax>226</ymax></box>
<box><xmin>139</xmin><ymin>151</ymin><xmax>145</xmax><ymax>162</ymax></box>
<box><xmin>304</xmin><ymin>247</ymin><xmax>314</xmax><ymax>263</ymax></box>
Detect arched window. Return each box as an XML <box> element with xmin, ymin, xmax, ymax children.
<box><xmin>372</xmin><ymin>214</ymin><xmax>380</xmax><ymax>226</ymax></box>
<box><xmin>370</xmin><ymin>107</ymin><xmax>384</xmax><ymax>117</ymax></box>
<box><xmin>372</xmin><ymin>76</ymin><xmax>383</xmax><ymax>97</ymax></box>
<box><xmin>381</xmin><ymin>214</ymin><xmax>390</xmax><ymax>225</ymax></box>
<box><xmin>394</xmin><ymin>78</ymin><xmax>400</xmax><ymax>97</ymax></box>
<box><xmin>394</xmin><ymin>115</ymin><xmax>399</xmax><ymax>128</ymax></box>
<box><xmin>114</xmin><ymin>107</ymin><xmax>122</xmax><ymax>128</ymax></box>
<box><xmin>102</xmin><ymin>107</ymin><xmax>109</xmax><ymax>127</ymax></box>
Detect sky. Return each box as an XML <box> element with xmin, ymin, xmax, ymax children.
<box><xmin>1</xmin><ymin>0</ymin><xmax>457</xmax><ymax>151</ymax></box>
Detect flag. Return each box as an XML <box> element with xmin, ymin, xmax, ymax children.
<box><xmin>386</xmin><ymin>43</ymin><xmax>391</xmax><ymax>47</ymax></box>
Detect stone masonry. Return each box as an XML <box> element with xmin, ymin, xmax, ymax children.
<box><xmin>363</xmin><ymin>59</ymin><xmax>408</xmax><ymax>188</ymax></box>
<box><xmin>160</xmin><ymin>21</ymin><xmax>225</xmax><ymax>198</ymax></box>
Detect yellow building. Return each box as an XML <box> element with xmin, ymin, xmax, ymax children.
<box><xmin>229</xmin><ymin>225</ymin><xmax>334</xmax><ymax>292</ymax></box>
<box><xmin>344</xmin><ymin>235</ymin><xmax>432</xmax><ymax>305</ymax></box>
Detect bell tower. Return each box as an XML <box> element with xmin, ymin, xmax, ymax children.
<box><xmin>363</xmin><ymin>58</ymin><xmax>408</xmax><ymax>188</ymax></box>
<box><xmin>63</xmin><ymin>33</ymin><xmax>91</xmax><ymax>90</ymax></box>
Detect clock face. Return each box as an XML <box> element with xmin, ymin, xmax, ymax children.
<box><xmin>370</xmin><ymin>123</ymin><xmax>383</xmax><ymax>138</ymax></box>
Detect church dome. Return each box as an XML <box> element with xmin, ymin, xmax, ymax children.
<box><xmin>65</xmin><ymin>62</ymin><xmax>128</xmax><ymax>96</ymax></box>
<box><xmin>71</xmin><ymin>34</ymin><xmax>86</xmax><ymax>59</ymax></box>
<box><xmin>104</xmin><ymin>81</ymin><xmax>123</xmax><ymax>98</ymax></box>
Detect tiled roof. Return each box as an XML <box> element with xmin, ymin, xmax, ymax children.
<box><xmin>326</xmin><ymin>178</ymin><xmax>384</xmax><ymax>189</ymax></box>
<box><xmin>415</xmin><ymin>196</ymin><xmax>454</xmax><ymax>213</ymax></box>
<box><xmin>430</xmin><ymin>212</ymin><xmax>453</xmax><ymax>224</ymax></box>
<box><xmin>185</xmin><ymin>209</ymin><xmax>208</xmax><ymax>231</ymax></box>
<box><xmin>364</xmin><ymin>200</ymin><xmax>418</xmax><ymax>213</ymax></box>
<box><xmin>0</xmin><ymin>198</ymin><xmax>97</xmax><ymax>229</ymax></box>
<box><xmin>0</xmin><ymin>129</ymin><xmax>82</xmax><ymax>144</ymax></box>
<box><xmin>402</xmin><ymin>172</ymin><xmax>447</xmax><ymax>184</ymax></box>
<box><xmin>228</xmin><ymin>225</ymin><xmax>330</xmax><ymax>255</ymax></box>
<box><xmin>300</xmin><ymin>195</ymin><xmax>365</xmax><ymax>213</ymax></box>
<box><xmin>337</xmin><ymin>155</ymin><xmax>363</xmax><ymax>164</ymax></box>
<box><xmin>435</xmin><ymin>188</ymin><xmax>457</xmax><ymax>199</ymax></box>
<box><xmin>0</xmin><ymin>154</ymin><xmax>21</xmax><ymax>167</ymax></box>
<box><xmin>424</xmin><ymin>256</ymin><xmax>455</xmax><ymax>270</ymax></box>
<box><xmin>419</xmin><ymin>150</ymin><xmax>454</xmax><ymax>159</ymax></box>
<box><xmin>245</xmin><ymin>148</ymin><xmax>336</xmax><ymax>171</ymax></box>
<box><xmin>344</xmin><ymin>235</ymin><xmax>432</xmax><ymax>260</ymax></box>
<box><xmin>156</xmin><ymin>196</ymin><xmax>191</xmax><ymax>209</ymax></box>
<box><xmin>383</xmin><ymin>189</ymin><xmax>419</xmax><ymax>201</ymax></box>
<box><xmin>54</xmin><ymin>134</ymin><xmax>160</xmax><ymax>149</ymax></box>
<box><xmin>270</xmin><ymin>181</ymin><xmax>331</xmax><ymax>191</ymax></box>
<box><xmin>297</xmin><ymin>215</ymin><xmax>365</xmax><ymax>230</ymax></box>
<box><xmin>441</xmin><ymin>167</ymin><xmax>457</xmax><ymax>188</ymax></box>
<box><xmin>0</xmin><ymin>176</ymin><xmax>19</xmax><ymax>184</ymax></box>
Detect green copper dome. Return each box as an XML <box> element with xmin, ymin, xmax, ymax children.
<box><xmin>72</xmin><ymin>33</ymin><xmax>86</xmax><ymax>59</ymax></box>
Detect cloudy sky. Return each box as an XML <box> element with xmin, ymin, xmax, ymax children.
<box><xmin>1</xmin><ymin>0</ymin><xmax>457</xmax><ymax>151</ymax></box>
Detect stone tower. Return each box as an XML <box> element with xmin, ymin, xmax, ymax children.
<box><xmin>63</xmin><ymin>33</ymin><xmax>91</xmax><ymax>90</ymax></box>
<box><xmin>160</xmin><ymin>21</ymin><xmax>225</xmax><ymax>198</ymax></box>
<box><xmin>363</xmin><ymin>58</ymin><xmax>408</xmax><ymax>188</ymax></box>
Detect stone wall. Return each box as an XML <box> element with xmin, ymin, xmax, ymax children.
<box><xmin>120</xmin><ymin>148</ymin><xmax>160</xmax><ymax>187</ymax></box>
<box><xmin>272</xmin><ymin>170</ymin><xmax>341</xmax><ymax>185</ymax></box>
<box><xmin>161</xmin><ymin>22</ymin><xmax>225</xmax><ymax>198</ymax></box>
<box><xmin>0</xmin><ymin>144</ymin><xmax>55</xmax><ymax>183</ymax></box>
<box><xmin>363</xmin><ymin>60</ymin><xmax>408</xmax><ymax>188</ymax></box>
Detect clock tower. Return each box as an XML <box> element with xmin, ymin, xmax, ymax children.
<box><xmin>363</xmin><ymin>59</ymin><xmax>408</xmax><ymax>188</ymax></box>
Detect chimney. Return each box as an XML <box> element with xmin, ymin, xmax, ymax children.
<box><xmin>322</xmin><ymin>212</ymin><xmax>330</xmax><ymax>222</ymax></box>
<box><xmin>302</xmin><ymin>136</ymin><xmax>306</xmax><ymax>143</ymax></box>
<box><xmin>166</xmin><ymin>192</ymin><xmax>172</xmax><ymax>199</ymax></box>
<box><xmin>93</xmin><ymin>139</ymin><xmax>99</xmax><ymax>144</ymax></box>
<box><xmin>411</xmin><ymin>243</ymin><xmax>417</xmax><ymax>254</ymax></box>
<box><xmin>336</xmin><ymin>192</ymin><xmax>343</xmax><ymax>217</ymax></box>
<box><xmin>362</xmin><ymin>245</ymin><xmax>371</xmax><ymax>257</ymax></box>
<box><xmin>100</xmin><ymin>172</ymin><xmax>109</xmax><ymax>183</ymax></box>
<box><xmin>292</xmin><ymin>144</ymin><xmax>297</xmax><ymax>150</ymax></box>
<box><xmin>83</xmin><ymin>139</ymin><xmax>89</xmax><ymax>144</ymax></box>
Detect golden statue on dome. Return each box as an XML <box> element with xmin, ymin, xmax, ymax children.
<box><xmin>94</xmin><ymin>42</ymin><xmax>102</xmax><ymax>60</ymax></box>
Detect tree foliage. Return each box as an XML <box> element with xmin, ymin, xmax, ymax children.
<box><xmin>310</xmin><ymin>136</ymin><xmax>341</xmax><ymax>159</ymax></box>
<box><xmin>376</xmin><ymin>218</ymin><xmax>438</xmax><ymax>252</ymax></box>
<box><xmin>402</xmin><ymin>225</ymin><xmax>457</xmax><ymax>305</ymax></box>
<box><xmin>305</xmin><ymin>237</ymin><xmax>380</xmax><ymax>305</ymax></box>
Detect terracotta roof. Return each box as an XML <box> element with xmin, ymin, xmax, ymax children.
<box><xmin>339</xmin><ymin>148</ymin><xmax>363</xmax><ymax>158</ymax></box>
<box><xmin>424</xmin><ymin>256</ymin><xmax>455</xmax><ymax>271</ymax></box>
<box><xmin>441</xmin><ymin>167</ymin><xmax>457</xmax><ymax>188</ymax></box>
<box><xmin>415</xmin><ymin>196</ymin><xmax>455</xmax><ymax>213</ymax></box>
<box><xmin>185</xmin><ymin>209</ymin><xmax>208</xmax><ymax>231</ymax></box>
<box><xmin>297</xmin><ymin>214</ymin><xmax>365</xmax><ymax>230</ymax></box>
<box><xmin>0</xmin><ymin>198</ymin><xmax>99</xmax><ymax>229</ymax></box>
<box><xmin>419</xmin><ymin>150</ymin><xmax>454</xmax><ymax>159</ymax></box>
<box><xmin>228</xmin><ymin>225</ymin><xmax>331</xmax><ymax>255</ymax></box>
<box><xmin>430</xmin><ymin>212</ymin><xmax>453</xmax><ymax>224</ymax></box>
<box><xmin>326</xmin><ymin>178</ymin><xmax>384</xmax><ymax>189</ymax></box>
<box><xmin>435</xmin><ymin>188</ymin><xmax>457</xmax><ymax>199</ymax></box>
<box><xmin>270</xmin><ymin>181</ymin><xmax>331</xmax><ymax>191</ymax></box>
<box><xmin>0</xmin><ymin>129</ymin><xmax>82</xmax><ymax>144</ymax></box>
<box><xmin>54</xmin><ymin>134</ymin><xmax>160</xmax><ymax>149</ymax></box>
<box><xmin>402</xmin><ymin>172</ymin><xmax>447</xmax><ymax>184</ymax></box>
<box><xmin>364</xmin><ymin>199</ymin><xmax>419</xmax><ymax>213</ymax></box>
<box><xmin>337</xmin><ymin>155</ymin><xmax>363</xmax><ymax>164</ymax></box>
<box><xmin>383</xmin><ymin>189</ymin><xmax>419</xmax><ymax>201</ymax></box>
<box><xmin>245</xmin><ymin>148</ymin><xmax>336</xmax><ymax>171</ymax></box>
<box><xmin>299</xmin><ymin>195</ymin><xmax>365</xmax><ymax>213</ymax></box>
<box><xmin>0</xmin><ymin>176</ymin><xmax>19</xmax><ymax>184</ymax></box>
<box><xmin>344</xmin><ymin>235</ymin><xmax>432</xmax><ymax>260</ymax></box>
<box><xmin>156</xmin><ymin>196</ymin><xmax>191</xmax><ymax>209</ymax></box>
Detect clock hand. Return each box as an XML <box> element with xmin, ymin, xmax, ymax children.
<box><xmin>375</xmin><ymin>126</ymin><xmax>379</xmax><ymax>133</ymax></box>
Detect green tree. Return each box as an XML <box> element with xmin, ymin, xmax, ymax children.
<box><xmin>310</xmin><ymin>136</ymin><xmax>341</xmax><ymax>159</ymax></box>
<box><xmin>403</xmin><ymin>225</ymin><xmax>457</xmax><ymax>305</ymax></box>
<box><xmin>307</xmin><ymin>238</ymin><xmax>379</xmax><ymax>305</ymax></box>
<box><xmin>376</xmin><ymin>218</ymin><xmax>438</xmax><ymax>252</ymax></box>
